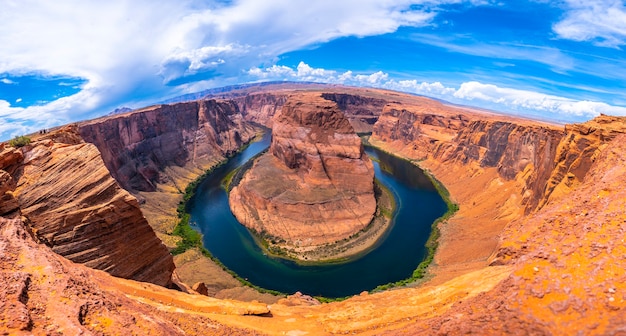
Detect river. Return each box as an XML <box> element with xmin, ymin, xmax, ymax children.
<box><xmin>187</xmin><ymin>132</ymin><xmax>447</xmax><ymax>298</ymax></box>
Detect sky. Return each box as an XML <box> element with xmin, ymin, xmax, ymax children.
<box><xmin>1</xmin><ymin>0</ymin><xmax>626</xmax><ymax>141</ymax></box>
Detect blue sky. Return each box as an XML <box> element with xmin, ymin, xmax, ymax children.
<box><xmin>1</xmin><ymin>0</ymin><xmax>626</xmax><ymax>140</ymax></box>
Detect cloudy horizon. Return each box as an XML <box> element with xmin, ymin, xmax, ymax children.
<box><xmin>1</xmin><ymin>0</ymin><xmax>626</xmax><ymax>140</ymax></box>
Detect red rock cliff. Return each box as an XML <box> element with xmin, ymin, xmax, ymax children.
<box><xmin>232</xmin><ymin>91</ymin><xmax>388</xmax><ymax>133</ymax></box>
<box><xmin>79</xmin><ymin>99</ymin><xmax>256</xmax><ymax>193</ymax></box>
<box><xmin>537</xmin><ymin>114</ymin><xmax>626</xmax><ymax>208</ymax></box>
<box><xmin>373</xmin><ymin>104</ymin><xmax>565</xmax><ymax>212</ymax></box>
<box><xmin>229</xmin><ymin>93</ymin><xmax>376</xmax><ymax>249</ymax></box>
<box><xmin>1</xmin><ymin>127</ymin><xmax>175</xmax><ymax>287</ymax></box>
<box><xmin>232</xmin><ymin>92</ymin><xmax>288</xmax><ymax>127</ymax></box>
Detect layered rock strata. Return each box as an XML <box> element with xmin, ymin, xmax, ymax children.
<box><xmin>0</xmin><ymin>216</ymin><xmax>267</xmax><ymax>335</ymax></box>
<box><xmin>0</xmin><ymin>126</ymin><xmax>175</xmax><ymax>287</ymax></box>
<box><xmin>231</xmin><ymin>91</ymin><xmax>388</xmax><ymax>132</ymax></box>
<box><xmin>79</xmin><ymin>99</ymin><xmax>256</xmax><ymax>194</ymax></box>
<box><xmin>79</xmin><ymin>99</ymin><xmax>257</xmax><ymax>240</ymax></box>
<box><xmin>230</xmin><ymin>93</ymin><xmax>376</xmax><ymax>249</ymax></box>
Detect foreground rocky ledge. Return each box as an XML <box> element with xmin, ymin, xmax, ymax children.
<box><xmin>230</xmin><ymin>93</ymin><xmax>376</xmax><ymax>254</ymax></box>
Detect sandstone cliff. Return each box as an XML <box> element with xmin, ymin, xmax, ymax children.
<box><xmin>406</xmin><ymin>132</ymin><xmax>626</xmax><ymax>335</ymax></box>
<box><xmin>232</xmin><ymin>92</ymin><xmax>288</xmax><ymax>127</ymax></box>
<box><xmin>373</xmin><ymin>104</ymin><xmax>565</xmax><ymax>213</ymax></box>
<box><xmin>1</xmin><ymin>126</ymin><xmax>175</xmax><ymax>287</ymax></box>
<box><xmin>231</xmin><ymin>90</ymin><xmax>388</xmax><ymax>133</ymax></box>
<box><xmin>230</xmin><ymin>93</ymin><xmax>376</xmax><ymax>250</ymax></box>
<box><xmin>0</xmin><ymin>215</ymin><xmax>267</xmax><ymax>335</ymax></box>
<box><xmin>321</xmin><ymin>92</ymin><xmax>387</xmax><ymax>132</ymax></box>
<box><xmin>80</xmin><ymin>99</ymin><xmax>255</xmax><ymax>194</ymax></box>
<box><xmin>538</xmin><ymin>114</ymin><xmax>626</xmax><ymax>208</ymax></box>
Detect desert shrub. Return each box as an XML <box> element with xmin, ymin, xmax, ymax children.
<box><xmin>9</xmin><ymin>135</ymin><xmax>30</xmax><ymax>148</ymax></box>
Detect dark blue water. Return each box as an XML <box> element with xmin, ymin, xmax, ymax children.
<box><xmin>187</xmin><ymin>132</ymin><xmax>447</xmax><ymax>298</ymax></box>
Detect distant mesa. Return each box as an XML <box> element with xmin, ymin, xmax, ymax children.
<box><xmin>107</xmin><ymin>106</ymin><xmax>133</xmax><ymax>116</ymax></box>
<box><xmin>229</xmin><ymin>93</ymin><xmax>376</xmax><ymax>254</ymax></box>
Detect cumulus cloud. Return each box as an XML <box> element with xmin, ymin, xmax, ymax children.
<box><xmin>553</xmin><ymin>0</ymin><xmax>626</xmax><ymax>47</ymax></box>
<box><xmin>454</xmin><ymin>81</ymin><xmax>626</xmax><ymax>117</ymax></box>
<box><xmin>0</xmin><ymin>0</ymin><xmax>478</xmax><ymax>140</ymax></box>
<box><xmin>249</xmin><ymin>62</ymin><xmax>626</xmax><ymax>119</ymax></box>
<box><xmin>1</xmin><ymin>78</ymin><xmax>15</xmax><ymax>85</ymax></box>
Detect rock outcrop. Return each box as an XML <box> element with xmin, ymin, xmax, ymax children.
<box><xmin>410</xmin><ymin>133</ymin><xmax>626</xmax><ymax>335</ymax></box>
<box><xmin>0</xmin><ymin>216</ymin><xmax>267</xmax><ymax>335</ymax></box>
<box><xmin>79</xmin><ymin>99</ymin><xmax>256</xmax><ymax>194</ymax></box>
<box><xmin>232</xmin><ymin>92</ymin><xmax>288</xmax><ymax>127</ymax></box>
<box><xmin>230</xmin><ymin>93</ymin><xmax>376</xmax><ymax>249</ymax></box>
<box><xmin>537</xmin><ymin>114</ymin><xmax>626</xmax><ymax>208</ymax></box>
<box><xmin>1</xmin><ymin>126</ymin><xmax>175</xmax><ymax>287</ymax></box>
<box><xmin>321</xmin><ymin>92</ymin><xmax>387</xmax><ymax>132</ymax></box>
<box><xmin>231</xmin><ymin>91</ymin><xmax>388</xmax><ymax>132</ymax></box>
<box><xmin>374</xmin><ymin>104</ymin><xmax>566</xmax><ymax>213</ymax></box>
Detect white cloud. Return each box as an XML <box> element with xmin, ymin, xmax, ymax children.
<box><xmin>248</xmin><ymin>62</ymin><xmax>626</xmax><ymax>119</ymax></box>
<box><xmin>15</xmin><ymin>98</ymin><xmax>22</xmax><ymax>103</ymax></box>
<box><xmin>1</xmin><ymin>78</ymin><xmax>15</xmax><ymax>84</ymax></box>
<box><xmin>0</xmin><ymin>0</ymin><xmax>477</xmax><ymax>140</ymax></box>
<box><xmin>553</xmin><ymin>0</ymin><xmax>626</xmax><ymax>47</ymax></box>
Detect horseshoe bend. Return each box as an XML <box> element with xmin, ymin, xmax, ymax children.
<box><xmin>2</xmin><ymin>83</ymin><xmax>626</xmax><ymax>334</ymax></box>
<box><xmin>229</xmin><ymin>93</ymin><xmax>378</xmax><ymax>259</ymax></box>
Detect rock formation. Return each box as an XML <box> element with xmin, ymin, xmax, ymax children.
<box><xmin>0</xmin><ymin>216</ymin><xmax>267</xmax><ymax>335</ymax></box>
<box><xmin>373</xmin><ymin>103</ymin><xmax>567</xmax><ymax>212</ymax></box>
<box><xmin>1</xmin><ymin>126</ymin><xmax>175</xmax><ymax>287</ymax></box>
<box><xmin>80</xmin><ymin>99</ymin><xmax>256</xmax><ymax>194</ymax></box>
<box><xmin>230</xmin><ymin>93</ymin><xmax>376</xmax><ymax>249</ymax></box>
<box><xmin>321</xmin><ymin>92</ymin><xmax>387</xmax><ymax>132</ymax></box>
<box><xmin>232</xmin><ymin>92</ymin><xmax>288</xmax><ymax>127</ymax></box>
<box><xmin>230</xmin><ymin>90</ymin><xmax>388</xmax><ymax>132</ymax></box>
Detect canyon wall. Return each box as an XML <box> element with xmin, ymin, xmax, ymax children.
<box><xmin>0</xmin><ymin>126</ymin><xmax>175</xmax><ymax>287</ymax></box>
<box><xmin>373</xmin><ymin>104</ymin><xmax>566</xmax><ymax>213</ymax></box>
<box><xmin>230</xmin><ymin>93</ymin><xmax>376</xmax><ymax>249</ymax></box>
<box><xmin>538</xmin><ymin>114</ymin><xmax>626</xmax><ymax>208</ymax></box>
<box><xmin>0</xmin><ymin>215</ymin><xmax>267</xmax><ymax>335</ymax></box>
<box><xmin>79</xmin><ymin>99</ymin><xmax>256</xmax><ymax>194</ymax></box>
<box><xmin>232</xmin><ymin>91</ymin><xmax>388</xmax><ymax>132</ymax></box>
<box><xmin>408</xmin><ymin>132</ymin><xmax>626</xmax><ymax>335</ymax></box>
<box><xmin>232</xmin><ymin>92</ymin><xmax>288</xmax><ymax>127</ymax></box>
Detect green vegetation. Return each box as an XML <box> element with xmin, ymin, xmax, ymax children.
<box><xmin>169</xmin><ymin>132</ymin><xmax>285</xmax><ymax>296</ymax></box>
<box><xmin>9</xmin><ymin>135</ymin><xmax>31</xmax><ymax>148</ymax></box>
<box><xmin>368</xmin><ymin>146</ymin><xmax>459</xmax><ymax>294</ymax></box>
<box><xmin>222</xmin><ymin>148</ymin><xmax>268</xmax><ymax>192</ymax></box>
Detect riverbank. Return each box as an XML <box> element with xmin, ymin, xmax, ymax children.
<box><xmin>367</xmin><ymin>135</ymin><xmax>524</xmax><ymax>287</ymax></box>
<box><xmin>142</xmin><ymin>128</ymin><xmax>284</xmax><ymax>303</ymax></box>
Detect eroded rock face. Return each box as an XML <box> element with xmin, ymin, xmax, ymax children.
<box><xmin>230</xmin><ymin>93</ymin><xmax>376</xmax><ymax>249</ymax></box>
<box><xmin>232</xmin><ymin>91</ymin><xmax>388</xmax><ymax>132</ymax></box>
<box><xmin>537</xmin><ymin>114</ymin><xmax>626</xmax><ymax>208</ymax></box>
<box><xmin>373</xmin><ymin>104</ymin><xmax>566</xmax><ymax>212</ymax></box>
<box><xmin>3</xmin><ymin>128</ymin><xmax>175</xmax><ymax>287</ymax></box>
<box><xmin>79</xmin><ymin>99</ymin><xmax>256</xmax><ymax>193</ymax></box>
<box><xmin>232</xmin><ymin>92</ymin><xmax>289</xmax><ymax>127</ymax></box>
<box><xmin>0</xmin><ymin>216</ymin><xmax>265</xmax><ymax>335</ymax></box>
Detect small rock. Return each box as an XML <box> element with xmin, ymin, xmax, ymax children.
<box><xmin>192</xmin><ymin>282</ymin><xmax>209</xmax><ymax>296</ymax></box>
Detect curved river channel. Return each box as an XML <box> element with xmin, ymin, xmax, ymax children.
<box><xmin>187</xmin><ymin>132</ymin><xmax>447</xmax><ymax>298</ymax></box>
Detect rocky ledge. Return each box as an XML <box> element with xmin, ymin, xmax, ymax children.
<box><xmin>229</xmin><ymin>93</ymin><xmax>376</xmax><ymax>253</ymax></box>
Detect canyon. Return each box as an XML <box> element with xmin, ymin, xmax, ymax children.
<box><xmin>229</xmin><ymin>93</ymin><xmax>377</xmax><ymax>254</ymax></box>
<box><xmin>1</xmin><ymin>83</ymin><xmax>625</xmax><ymax>334</ymax></box>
